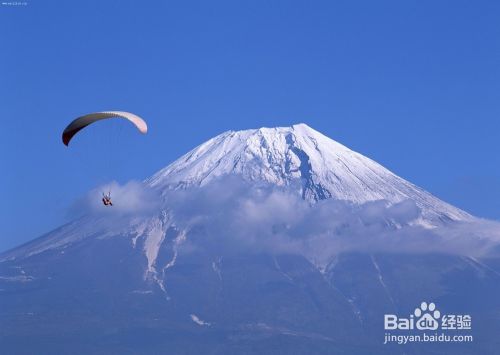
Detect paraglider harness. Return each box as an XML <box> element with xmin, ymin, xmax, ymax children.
<box><xmin>102</xmin><ymin>192</ymin><xmax>113</xmax><ymax>206</ymax></box>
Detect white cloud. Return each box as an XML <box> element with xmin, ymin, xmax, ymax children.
<box><xmin>70</xmin><ymin>180</ymin><xmax>160</xmax><ymax>217</ymax></box>
<box><xmin>159</xmin><ymin>177</ymin><xmax>500</xmax><ymax>266</ymax></box>
<box><xmin>70</xmin><ymin>176</ymin><xmax>500</xmax><ymax>266</ymax></box>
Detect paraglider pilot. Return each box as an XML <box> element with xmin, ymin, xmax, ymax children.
<box><xmin>102</xmin><ymin>192</ymin><xmax>113</xmax><ymax>206</ymax></box>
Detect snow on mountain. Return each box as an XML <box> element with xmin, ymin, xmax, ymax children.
<box><xmin>147</xmin><ymin>123</ymin><xmax>471</xmax><ymax>222</ymax></box>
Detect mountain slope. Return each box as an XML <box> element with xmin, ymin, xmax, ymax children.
<box><xmin>4</xmin><ymin>124</ymin><xmax>498</xmax><ymax>355</ymax></box>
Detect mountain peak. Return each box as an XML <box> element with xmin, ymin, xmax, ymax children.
<box><xmin>291</xmin><ymin>122</ymin><xmax>318</xmax><ymax>132</ymax></box>
<box><xmin>147</xmin><ymin>124</ymin><xmax>471</xmax><ymax>223</ymax></box>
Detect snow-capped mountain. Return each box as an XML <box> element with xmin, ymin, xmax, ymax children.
<box><xmin>0</xmin><ymin>123</ymin><xmax>473</xmax><ymax>265</ymax></box>
<box><xmin>148</xmin><ymin>123</ymin><xmax>470</xmax><ymax>222</ymax></box>
<box><xmin>3</xmin><ymin>124</ymin><xmax>498</xmax><ymax>355</ymax></box>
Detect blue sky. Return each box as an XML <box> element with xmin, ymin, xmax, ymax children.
<box><xmin>0</xmin><ymin>0</ymin><xmax>499</xmax><ymax>252</ymax></box>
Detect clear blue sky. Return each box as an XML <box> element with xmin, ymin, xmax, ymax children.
<box><xmin>1</xmin><ymin>0</ymin><xmax>499</xmax><ymax>252</ymax></box>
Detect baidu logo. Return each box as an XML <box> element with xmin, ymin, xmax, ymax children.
<box><xmin>383</xmin><ymin>301</ymin><xmax>473</xmax><ymax>345</ymax></box>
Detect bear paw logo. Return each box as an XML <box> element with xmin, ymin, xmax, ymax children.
<box><xmin>414</xmin><ymin>302</ymin><xmax>440</xmax><ymax>330</ymax></box>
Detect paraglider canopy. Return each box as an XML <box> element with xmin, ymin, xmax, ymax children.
<box><xmin>62</xmin><ymin>111</ymin><xmax>147</xmax><ymax>146</ymax></box>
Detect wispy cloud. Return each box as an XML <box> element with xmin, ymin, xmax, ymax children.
<box><xmin>70</xmin><ymin>177</ymin><xmax>500</xmax><ymax>266</ymax></box>
<box><xmin>69</xmin><ymin>180</ymin><xmax>160</xmax><ymax>218</ymax></box>
<box><xmin>159</xmin><ymin>177</ymin><xmax>500</xmax><ymax>265</ymax></box>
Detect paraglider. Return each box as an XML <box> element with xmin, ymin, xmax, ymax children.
<box><xmin>62</xmin><ymin>111</ymin><xmax>148</xmax><ymax>206</ymax></box>
<box><xmin>62</xmin><ymin>111</ymin><xmax>147</xmax><ymax>146</ymax></box>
